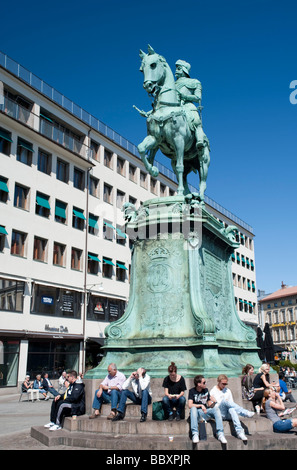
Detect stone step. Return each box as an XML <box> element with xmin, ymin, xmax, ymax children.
<box><xmin>30</xmin><ymin>426</ymin><xmax>297</xmax><ymax>451</ymax></box>
<box><xmin>64</xmin><ymin>412</ymin><xmax>272</xmax><ymax>436</ymax></box>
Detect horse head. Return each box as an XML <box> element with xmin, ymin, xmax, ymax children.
<box><xmin>139</xmin><ymin>45</ymin><xmax>169</xmax><ymax>97</ymax></box>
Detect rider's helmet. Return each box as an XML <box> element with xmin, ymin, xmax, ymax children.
<box><xmin>175</xmin><ymin>60</ymin><xmax>191</xmax><ymax>77</ymax></box>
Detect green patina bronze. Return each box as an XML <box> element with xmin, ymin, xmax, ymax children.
<box><xmin>85</xmin><ymin>47</ymin><xmax>261</xmax><ymax>379</ymax></box>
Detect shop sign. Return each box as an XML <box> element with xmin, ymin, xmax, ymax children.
<box><xmin>45</xmin><ymin>324</ymin><xmax>69</xmax><ymax>333</ymax></box>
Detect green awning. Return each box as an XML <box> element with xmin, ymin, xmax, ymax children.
<box><xmin>116</xmin><ymin>262</ymin><xmax>128</xmax><ymax>270</ymax></box>
<box><xmin>73</xmin><ymin>209</ymin><xmax>86</xmax><ymax>220</ymax></box>
<box><xmin>0</xmin><ymin>180</ymin><xmax>9</xmax><ymax>193</ymax></box>
<box><xmin>102</xmin><ymin>258</ymin><xmax>115</xmax><ymax>266</ymax></box>
<box><xmin>89</xmin><ymin>214</ymin><xmax>99</xmax><ymax>229</ymax></box>
<box><xmin>36</xmin><ymin>194</ymin><xmax>50</xmax><ymax>209</ymax></box>
<box><xmin>116</xmin><ymin>228</ymin><xmax>126</xmax><ymax>238</ymax></box>
<box><xmin>104</xmin><ymin>222</ymin><xmax>115</xmax><ymax>229</ymax></box>
<box><xmin>231</xmin><ymin>253</ymin><xmax>235</xmax><ymax>260</ymax></box>
<box><xmin>0</xmin><ymin>226</ymin><xmax>8</xmax><ymax>235</ymax></box>
<box><xmin>251</xmin><ymin>261</ymin><xmax>254</xmax><ymax>268</ymax></box>
<box><xmin>18</xmin><ymin>141</ymin><xmax>34</xmax><ymax>152</ymax></box>
<box><xmin>0</xmin><ymin>129</ymin><xmax>13</xmax><ymax>143</ymax></box>
<box><xmin>88</xmin><ymin>254</ymin><xmax>101</xmax><ymax>262</ymax></box>
<box><xmin>40</xmin><ymin>113</ymin><xmax>53</xmax><ymax>123</ymax></box>
<box><xmin>55</xmin><ymin>201</ymin><xmax>66</xmax><ymax>219</ymax></box>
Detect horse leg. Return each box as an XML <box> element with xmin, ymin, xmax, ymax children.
<box><xmin>137</xmin><ymin>135</ymin><xmax>159</xmax><ymax>177</ymax></box>
<box><xmin>173</xmin><ymin>135</ymin><xmax>185</xmax><ymax>196</ymax></box>
<box><xmin>198</xmin><ymin>144</ymin><xmax>210</xmax><ymax>201</ymax></box>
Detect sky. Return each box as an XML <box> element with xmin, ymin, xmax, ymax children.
<box><xmin>1</xmin><ymin>0</ymin><xmax>296</xmax><ymax>294</ymax></box>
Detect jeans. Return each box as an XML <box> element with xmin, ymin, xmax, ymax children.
<box><xmin>92</xmin><ymin>389</ymin><xmax>121</xmax><ymax>411</ymax></box>
<box><xmin>117</xmin><ymin>389</ymin><xmax>152</xmax><ymax>415</ymax></box>
<box><xmin>162</xmin><ymin>396</ymin><xmax>186</xmax><ymax>416</ymax></box>
<box><xmin>190</xmin><ymin>406</ymin><xmax>224</xmax><ymax>436</ymax></box>
<box><xmin>219</xmin><ymin>400</ymin><xmax>245</xmax><ymax>435</ymax></box>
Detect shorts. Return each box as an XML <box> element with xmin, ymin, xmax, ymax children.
<box><xmin>273</xmin><ymin>419</ymin><xmax>293</xmax><ymax>433</ymax></box>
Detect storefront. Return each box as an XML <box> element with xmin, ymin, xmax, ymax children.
<box><xmin>0</xmin><ymin>338</ymin><xmax>20</xmax><ymax>387</ymax></box>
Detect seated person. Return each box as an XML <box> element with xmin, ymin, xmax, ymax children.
<box><xmin>262</xmin><ymin>388</ymin><xmax>297</xmax><ymax>433</ymax></box>
<box><xmin>279</xmin><ymin>373</ymin><xmax>296</xmax><ymax>403</ymax></box>
<box><xmin>89</xmin><ymin>363</ymin><xmax>126</xmax><ymax>420</ymax></box>
<box><xmin>42</xmin><ymin>372</ymin><xmax>59</xmax><ymax>397</ymax></box>
<box><xmin>162</xmin><ymin>362</ymin><xmax>186</xmax><ymax>421</ymax></box>
<box><xmin>210</xmin><ymin>374</ymin><xmax>254</xmax><ymax>442</ymax></box>
<box><xmin>33</xmin><ymin>374</ymin><xmax>48</xmax><ymax>399</ymax></box>
<box><xmin>44</xmin><ymin>370</ymin><xmax>85</xmax><ymax>431</ymax></box>
<box><xmin>112</xmin><ymin>367</ymin><xmax>152</xmax><ymax>422</ymax></box>
<box><xmin>22</xmin><ymin>375</ymin><xmax>33</xmax><ymax>393</ymax></box>
<box><xmin>188</xmin><ymin>375</ymin><xmax>227</xmax><ymax>445</ymax></box>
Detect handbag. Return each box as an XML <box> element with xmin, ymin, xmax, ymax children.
<box><xmin>246</xmin><ymin>387</ymin><xmax>255</xmax><ymax>400</ymax></box>
<box><xmin>152</xmin><ymin>401</ymin><xmax>165</xmax><ymax>421</ymax></box>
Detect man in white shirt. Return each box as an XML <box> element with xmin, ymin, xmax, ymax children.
<box><xmin>210</xmin><ymin>374</ymin><xmax>254</xmax><ymax>442</ymax></box>
<box><xmin>112</xmin><ymin>367</ymin><xmax>152</xmax><ymax>422</ymax></box>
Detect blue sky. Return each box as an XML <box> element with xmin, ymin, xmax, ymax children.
<box><xmin>1</xmin><ymin>0</ymin><xmax>297</xmax><ymax>293</ymax></box>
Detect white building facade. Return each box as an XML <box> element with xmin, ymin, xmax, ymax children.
<box><xmin>0</xmin><ymin>51</ymin><xmax>258</xmax><ymax>388</ymax></box>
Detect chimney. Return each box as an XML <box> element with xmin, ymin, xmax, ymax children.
<box><xmin>281</xmin><ymin>281</ymin><xmax>287</xmax><ymax>289</ymax></box>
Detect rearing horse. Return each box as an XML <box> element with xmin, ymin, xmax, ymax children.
<box><xmin>136</xmin><ymin>45</ymin><xmax>210</xmax><ymax>199</ymax></box>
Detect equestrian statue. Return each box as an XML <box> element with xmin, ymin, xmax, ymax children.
<box><xmin>134</xmin><ymin>45</ymin><xmax>210</xmax><ymax>200</ymax></box>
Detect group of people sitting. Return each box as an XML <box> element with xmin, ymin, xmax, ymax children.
<box><xmin>38</xmin><ymin>361</ymin><xmax>296</xmax><ymax>442</ymax></box>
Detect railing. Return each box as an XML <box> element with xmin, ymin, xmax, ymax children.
<box><xmin>0</xmin><ymin>50</ymin><xmax>254</xmax><ymax>233</ymax></box>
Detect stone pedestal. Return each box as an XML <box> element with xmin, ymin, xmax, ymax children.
<box><xmin>85</xmin><ymin>195</ymin><xmax>261</xmax><ymax>379</ymax></box>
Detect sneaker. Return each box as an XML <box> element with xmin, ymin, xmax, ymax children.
<box><xmin>255</xmin><ymin>405</ymin><xmax>261</xmax><ymax>415</ymax></box>
<box><xmin>168</xmin><ymin>413</ymin><xmax>174</xmax><ymax>421</ymax></box>
<box><xmin>49</xmin><ymin>424</ymin><xmax>62</xmax><ymax>431</ymax></box>
<box><xmin>192</xmin><ymin>433</ymin><xmax>199</xmax><ymax>444</ymax></box>
<box><xmin>44</xmin><ymin>422</ymin><xmax>55</xmax><ymax>428</ymax></box>
<box><xmin>237</xmin><ymin>432</ymin><xmax>248</xmax><ymax>442</ymax></box>
<box><xmin>45</xmin><ymin>395</ymin><xmax>50</xmax><ymax>401</ymax></box>
<box><xmin>245</xmin><ymin>411</ymin><xmax>255</xmax><ymax>418</ymax></box>
<box><xmin>140</xmin><ymin>413</ymin><xmax>147</xmax><ymax>422</ymax></box>
<box><xmin>217</xmin><ymin>433</ymin><xmax>227</xmax><ymax>444</ymax></box>
<box><xmin>176</xmin><ymin>414</ymin><xmax>181</xmax><ymax>422</ymax></box>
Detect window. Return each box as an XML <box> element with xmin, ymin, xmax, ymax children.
<box><xmin>56</xmin><ymin>158</ymin><xmax>69</xmax><ymax>183</ymax></box>
<box><xmin>55</xmin><ymin>200</ymin><xmax>67</xmax><ymax>224</ymax></box>
<box><xmin>35</xmin><ymin>191</ymin><xmax>50</xmax><ymax>218</ymax></box>
<box><xmin>90</xmin><ymin>140</ymin><xmax>99</xmax><ymax>161</ymax></box>
<box><xmin>88</xmin><ymin>213</ymin><xmax>99</xmax><ymax>235</ymax></box>
<box><xmin>103</xmin><ymin>183</ymin><xmax>113</xmax><ymax>204</ymax></box>
<box><xmin>31</xmin><ymin>285</ymin><xmax>82</xmax><ymax>319</ymax></box>
<box><xmin>73</xmin><ymin>167</ymin><xmax>85</xmax><ymax>191</ymax></box>
<box><xmin>116</xmin><ymin>224</ymin><xmax>126</xmax><ymax>246</ymax></box>
<box><xmin>37</xmin><ymin>149</ymin><xmax>51</xmax><ymax>175</ymax></box>
<box><xmin>129</xmin><ymin>164</ymin><xmax>137</xmax><ymax>183</ymax></box>
<box><xmin>53</xmin><ymin>242</ymin><xmax>66</xmax><ymax>267</ymax></box>
<box><xmin>104</xmin><ymin>149</ymin><xmax>113</xmax><ymax>169</ymax></box>
<box><xmin>160</xmin><ymin>183</ymin><xmax>167</xmax><ymax>197</ymax></box>
<box><xmin>140</xmin><ymin>171</ymin><xmax>147</xmax><ymax>189</ymax></box>
<box><xmin>89</xmin><ymin>176</ymin><xmax>99</xmax><ymax>198</ymax></box>
<box><xmin>88</xmin><ymin>253</ymin><xmax>100</xmax><ymax>275</ymax></box>
<box><xmin>0</xmin><ymin>176</ymin><xmax>9</xmax><ymax>203</ymax></box>
<box><xmin>0</xmin><ymin>225</ymin><xmax>8</xmax><ymax>252</ymax></box>
<box><xmin>116</xmin><ymin>190</ymin><xmax>125</xmax><ymax>209</ymax></box>
<box><xmin>103</xmin><ymin>220</ymin><xmax>114</xmax><ymax>241</ymax></box>
<box><xmin>71</xmin><ymin>247</ymin><xmax>83</xmax><ymax>271</ymax></box>
<box><xmin>169</xmin><ymin>189</ymin><xmax>175</xmax><ymax>196</ymax></box>
<box><xmin>33</xmin><ymin>236</ymin><xmax>48</xmax><ymax>262</ymax></box>
<box><xmin>129</xmin><ymin>196</ymin><xmax>137</xmax><ymax>206</ymax></box>
<box><xmin>150</xmin><ymin>178</ymin><xmax>158</xmax><ymax>194</ymax></box>
<box><xmin>14</xmin><ymin>183</ymin><xmax>30</xmax><ymax>210</ymax></box>
<box><xmin>0</xmin><ymin>277</ymin><xmax>24</xmax><ymax>312</ymax></box>
<box><xmin>17</xmin><ymin>138</ymin><xmax>33</xmax><ymax>166</ymax></box>
<box><xmin>117</xmin><ymin>157</ymin><xmax>125</xmax><ymax>176</ymax></box>
<box><xmin>0</xmin><ymin>127</ymin><xmax>12</xmax><ymax>156</ymax></box>
<box><xmin>72</xmin><ymin>207</ymin><xmax>85</xmax><ymax>231</ymax></box>
<box><xmin>116</xmin><ymin>261</ymin><xmax>127</xmax><ymax>282</ymax></box>
<box><xmin>11</xmin><ymin>230</ymin><xmax>27</xmax><ymax>257</ymax></box>
<box><xmin>102</xmin><ymin>257</ymin><xmax>114</xmax><ymax>279</ymax></box>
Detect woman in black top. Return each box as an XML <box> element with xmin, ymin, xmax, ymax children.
<box><xmin>251</xmin><ymin>363</ymin><xmax>274</xmax><ymax>413</ymax></box>
<box><xmin>162</xmin><ymin>362</ymin><xmax>187</xmax><ymax>421</ymax></box>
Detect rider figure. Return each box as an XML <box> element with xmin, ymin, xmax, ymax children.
<box><xmin>175</xmin><ymin>60</ymin><xmax>204</xmax><ymax>149</ymax></box>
